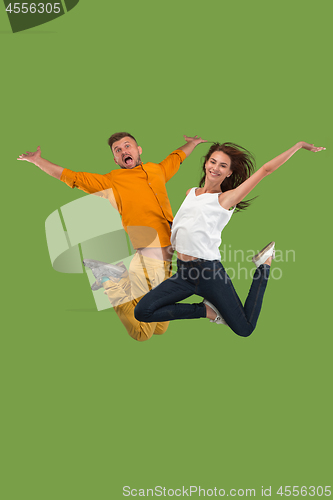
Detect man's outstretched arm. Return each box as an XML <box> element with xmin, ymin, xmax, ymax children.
<box><xmin>177</xmin><ymin>135</ymin><xmax>207</xmax><ymax>157</ymax></box>
<box><xmin>159</xmin><ymin>135</ymin><xmax>207</xmax><ymax>182</ymax></box>
<box><xmin>17</xmin><ymin>146</ymin><xmax>64</xmax><ymax>180</ymax></box>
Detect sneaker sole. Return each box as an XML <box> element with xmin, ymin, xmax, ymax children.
<box><xmin>203</xmin><ymin>299</ymin><xmax>227</xmax><ymax>325</ymax></box>
<box><xmin>252</xmin><ymin>241</ymin><xmax>275</xmax><ymax>266</ymax></box>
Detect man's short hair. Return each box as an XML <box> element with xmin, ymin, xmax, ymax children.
<box><xmin>108</xmin><ymin>132</ymin><xmax>137</xmax><ymax>152</ymax></box>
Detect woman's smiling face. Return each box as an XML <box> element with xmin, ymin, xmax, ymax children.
<box><xmin>205</xmin><ymin>151</ymin><xmax>232</xmax><ymax>183</ymax></box>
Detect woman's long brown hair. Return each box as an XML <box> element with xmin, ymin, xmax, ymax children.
<box><xmin>199</xmin><ymin>142</ymin><xmax>257</xmax><ymax>212</ymax></box>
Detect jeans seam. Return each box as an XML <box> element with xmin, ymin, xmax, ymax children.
<box><xmin>229</xmin><ymin>282</ymin><xmax>248</xmax><ymax>323</ymax></box>
<box><xmin>248</xmin><ymin>269</ymin><xmax>265</xmax><ymax>325</ymax></box>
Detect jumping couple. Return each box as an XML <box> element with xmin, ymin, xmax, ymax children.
<box><xmin>18</xmin><ymin>134</ymin><xmax>325</xmax><ymax>341</ymax></box>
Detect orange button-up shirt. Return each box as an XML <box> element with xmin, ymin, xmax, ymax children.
<box><xmin>60</xmin><ymin>149</ymin><xmax>186</xmax><ymax>249</ymax></box>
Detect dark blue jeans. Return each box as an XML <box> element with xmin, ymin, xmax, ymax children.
<box><xmin>134</xmin><ymin>259</ymin><xmax>270</xmax><ymax>337</ymax></box>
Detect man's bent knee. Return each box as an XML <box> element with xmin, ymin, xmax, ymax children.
<box><xmin>130</xmin><ymin>332</ymin><xmax>150</xmax><ymax>342</ymax></box>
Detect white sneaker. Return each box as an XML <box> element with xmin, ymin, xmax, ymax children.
<box><xmin>252</xmin><ymin>241</ymin><xmax>275</xmax><ymax>268</ymax></box>
<box><xmin>203</xmin><ymin>300</ymin><xmax>227</xmax><ymax>325</ymax></box>
<box><xmin>83</xmin><ymin>259</ymin><xmax>127</xmax><ymax>290</ymax></box>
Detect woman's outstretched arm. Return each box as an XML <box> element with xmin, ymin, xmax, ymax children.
<box><xmin>220</xmin><ymin>141</ymin><xmax>325</xmax><ymax>209</ymax></box>
<box><xmin>262</xmin><ymin>141</ymin><xmax>325</xmax><ymax>175</ymax></box>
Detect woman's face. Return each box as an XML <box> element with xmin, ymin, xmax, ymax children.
<box><xmin>205</xmin><ymin>151</ymin><xmax>232</xmax><ymax>183</ymax></box>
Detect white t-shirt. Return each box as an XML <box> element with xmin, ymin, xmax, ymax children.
<box><xmin>171</xmin><ymin>188</ymin><xmax>235</xmax><ymax>261</ymax></box>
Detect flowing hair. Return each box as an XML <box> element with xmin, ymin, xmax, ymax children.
<box><xmin>199</xmin><ymin>142</ymin><xmax>257</xmax><ymax>212</ymax></box>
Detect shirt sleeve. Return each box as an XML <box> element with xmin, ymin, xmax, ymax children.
<box><xmin>60</xmin><ymin>168</ymin><xmax>119</xmax><ymax>210</ymax></box>
<box><xmin>158</xmin><ymin>149</ymin><xmax>187</xmax><ymax>183</ymax></box>
<box><xmin>60</xmin><ymin>168</ymin><xmax>112</xmax><ymax>195</ymax></box>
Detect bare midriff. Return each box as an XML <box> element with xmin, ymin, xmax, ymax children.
<box><xmin>176</xmin><ymin>252</ymin><xmax>198</xmax><ymax>261</ymax></box>
<box><xmin>137</xmin><ymin>246</ymin><xmax>174</xmax><ymax>262</ymax></box>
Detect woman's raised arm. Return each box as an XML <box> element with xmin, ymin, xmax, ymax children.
<box><xmin>220</xmin><ymin>142</ymin><xmax>325</xmax><ymax>210</ymax></box>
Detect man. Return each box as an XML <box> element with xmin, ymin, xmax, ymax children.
<box><xmin>18</xmin><ymin>133</ymin><xmax>206</xmax><ymax>341</ymax></box>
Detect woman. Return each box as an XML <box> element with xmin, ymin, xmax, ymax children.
<box><xmin>134</xmin><ymin>141</ymin><xmax>325</xmax><ymax>337</ymax></box>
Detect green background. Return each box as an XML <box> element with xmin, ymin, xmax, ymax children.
<box><xmin>1</xmin><ymin>1</ymin><xmax>332</xmax><ymax>498</ymax></box>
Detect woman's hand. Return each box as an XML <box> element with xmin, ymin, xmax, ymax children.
<box><xmin>17</xmin><ymin>146</ymin><xmax>42</xmax><ymax>164</ymax></box>
<box><xmin>183</xmin><ymin>135</ymin><xmax>207</xmax><ymax>145</ymax></box>
<box><xmin>220</xmin><ymin>141</ymin><xmax>326</xmax><ymax>210</ymax></box>
<box><xmin>298</xmin><ymin>142</ymin><xmax>326</xmax><ymax>152</ymax></box>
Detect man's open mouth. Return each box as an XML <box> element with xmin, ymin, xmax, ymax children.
<box><xmin>123</xmin><ymin>155</ymin><xmax>133</xmax><ymax>165</ymax></box>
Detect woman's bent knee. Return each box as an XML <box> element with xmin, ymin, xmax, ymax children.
<box><xmin>232</xmin><ymin>325</ymin><xmax>254</xmax><ymax>338</ymax></box>
<box><xmin>134</xmin><ymin>302</ymin><xmax>151</xmax><ymax>322</ymax></box>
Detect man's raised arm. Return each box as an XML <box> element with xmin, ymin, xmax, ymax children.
<box><xmin>177</xmin><ymin>135</ymin><xmax>207</xmax><ymax>157</ymax></box>
<box><xmin>17</xmin><ymin>146</ymin><xmax>64</xmax><ymax>180</ymax></box>
<box><xmin>159</xmin><ymin>135</ymin><xmax>208</xmax><ymax>183</ymax></box>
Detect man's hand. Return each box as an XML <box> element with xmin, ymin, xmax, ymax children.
<box><xmin>298</xmin><ymin>142</ymin><xmax>326</xmax><ymax>152</ymax></box>
<box><xmin>17</xmin><ymin>146</ymin><xmax>42</xmax><ymax>164</ymax></box>
<box><xmin>183</xmin><ymin>135</ymin><xmax>207</xmax><ymax>146</ymax></box>
<box><xmin>178</xmin><ymin>135</ymin><xmax>207</xmax><ymax>158</ymax></box>
<box><xmin>17</xmin><ymin>145</ymin><xmax>64</xmax><ymax>180</ymax></box>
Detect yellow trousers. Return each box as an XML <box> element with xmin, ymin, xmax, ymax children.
<box><xmin>102</xmin><ymin>253</ymin><xmax>172</xmax><ymax>342</ymax></box>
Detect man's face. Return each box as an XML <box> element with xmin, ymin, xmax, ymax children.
<box><xmin>112</xmin><ymin>137</ymin><xmax>142</xmax><ymax>169</ymax></box>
